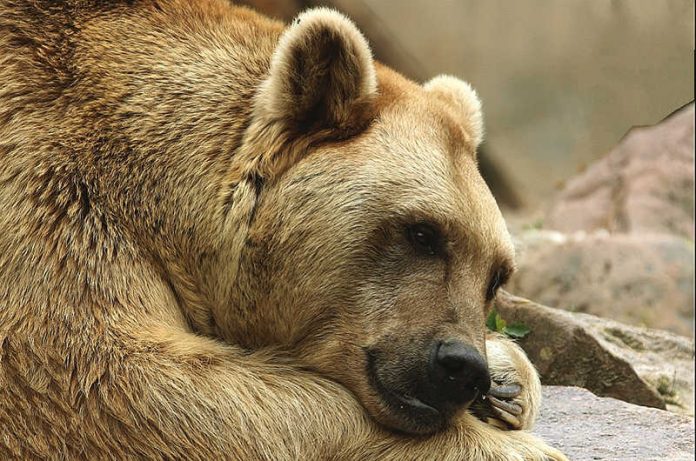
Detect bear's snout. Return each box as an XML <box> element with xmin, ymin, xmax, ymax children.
<box><xmin>365</xmin><ymin>338</ymin><xmax>490</xmax><ymax>434</ymax></box>
<box><xmin>429</xmin><ymin>340</ymin><xmax>491</xmax><ymax>405</ymax></box>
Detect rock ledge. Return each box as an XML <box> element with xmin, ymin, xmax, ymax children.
<box><xmin>535</xmin><ymin>386</ymin><xmax>695</xmax><ymax>461</ymax></box>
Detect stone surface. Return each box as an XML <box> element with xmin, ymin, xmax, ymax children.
<box><xmin>495</xmin><ymin>292</ymin><xmax>695</xmax><ymax>415</ymax></box>
<box><xmin>508</xmin><ymin>229</ymin><xmax>694</xmax><ymax>337</ymax></box>
<box><xmin>535</xmin><ymin>386</ymin><xmax>695</xmax><ymax>461</ymax></box>
<box><xmin>546</xmin><ymin>103</ymin><xmax>695</xmax><ymax>240</ymax></box>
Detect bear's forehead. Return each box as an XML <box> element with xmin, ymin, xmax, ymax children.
<box><xmin>372</xmin><ymin>65</ymin><xmax>478</xmax><ymax>156</ymax></box>
<box><xmin>353</xmin><ymin>117</ymin><xmax>513</xmax><ymax>263</ymax></box>
<box><xmin>357</xmin><ymin>79</ymin><xmax>514</xmax><ymax>263</ymax></box>
<box><xmin>367</xmin><ymin>101</ymin><xmax>480</xmax><ymax>197</ymax></box>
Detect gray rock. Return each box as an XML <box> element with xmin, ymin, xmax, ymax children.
<box><xmin>535</xmin><ymin>386</ymin><xmax>695</xmax><ymax>461</ymax></box>
<box><xmin>494</xmin><ymin>292</ymin><xmax>695</xmax><ymax>415</ymax></box>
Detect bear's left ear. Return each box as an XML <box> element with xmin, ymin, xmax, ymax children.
<box><xmin>243</xmin><ymin>8</ymin><xmax>377</xmax><ymax>179</ymax></box>
<box><xmin>424</xmin><ymin>75</ymin><xmax>484</xmax><ymax>150</ymax></box>
<box><xmin>261</xmin><ymin>8</ymin><xmax>377</xmax><ymax>131</ymax></box>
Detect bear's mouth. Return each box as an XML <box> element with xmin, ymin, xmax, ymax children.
<box><xmin>365</xmin><ymin>351</ymin><xmax>445</xmax><ymax>434</ymax></box>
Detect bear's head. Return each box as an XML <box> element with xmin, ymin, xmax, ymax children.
<box><xmin>210</xmin><ymin>9</ymin><xmax>515</xmax><ymax>435</ymax></box>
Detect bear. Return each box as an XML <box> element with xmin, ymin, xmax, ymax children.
<box><xmin>0</xmin><ymin>1</ymin><xmax>566</xmax><ymax>459</ymax></box>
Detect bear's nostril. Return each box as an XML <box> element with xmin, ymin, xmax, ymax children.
<box><xmin>430</xmin><ymin>340</ymin><xmax>491</xmax><ymax>401</ymax></box>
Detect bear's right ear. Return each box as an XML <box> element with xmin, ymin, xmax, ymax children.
<box><xmin>424</xmin><ymin>75</ymin><xmax>484</xmax><ymax>150</ymax></box>
<box><xmin>242</xmin><ymin>8</ymin><xmax>378</xmax><ymax>179</ymax></box>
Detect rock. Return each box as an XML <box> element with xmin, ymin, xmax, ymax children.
<box><xmin>494</xmin><ymin>291</ymin><xmax>695</xmax><ymax>415</ymax></box>
<box><xmin>510</xmin><ymin>103</ymin><xmax>695</xmax><ymax>337</ymax></box>
<box><xmin>546</xmin><ymin>103</ymin><xmax>695</xmax><ymax>240</ymax></box>
<box><xmin>535</xmin><ymin>386</ymin><xmax>695</xmax><ymax>461</ymax></box>
<box><xmin>508</xmin><ymin>229</ymin><xmax>694</xmax><ymax>337</ymax></box>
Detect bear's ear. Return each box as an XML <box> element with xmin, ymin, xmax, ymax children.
<box><xmin>242</xmin><ymin>8</ymin><xmax>377</xmax><ymax>179</ymax></box>
<box><xmin>423</xmin><ymin>75</ymin><xmax>484</xmax><ymax>149</ymax></box>
<box><xmin>261</xmin><ymin>8</ymin><xmax>377</xmax><ymax>130</ymax></box>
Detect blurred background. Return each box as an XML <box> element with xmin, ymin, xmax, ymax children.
<box><xmin>242</xmin><ymin>0</ymin><xmax>695</xmax><ymax>340</ymax></box>
<box><xmin>242</xmin><ymin>0</ymin><xmax>694</xmax><ymax>213</ymax></box>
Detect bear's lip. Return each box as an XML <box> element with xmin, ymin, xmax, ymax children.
<box><xmin>365</xmin><ymin>352</ymin><xmax>444</xmax><ymax>434</ymax></box>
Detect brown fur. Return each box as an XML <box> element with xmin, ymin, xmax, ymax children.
<box><xmin>0</xmin><ymin>1</ymin><xmax>565</xmax><ymax>459</ymax></box>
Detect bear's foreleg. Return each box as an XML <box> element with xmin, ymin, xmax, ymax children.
<box><xmin>27</xmin><ymin>322</ymin><xmax>562</xmax><ymax>460</ymax></box>
<box><xmin>105</xmin><ymin>328</ymin><xmax>564</xmax><ymax>460</ymax></box>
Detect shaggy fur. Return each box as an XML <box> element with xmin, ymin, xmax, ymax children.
<box><xmin>0</xmin><ymin>1</ymin><xmax>565</xmax><ymax>459</ymax></box>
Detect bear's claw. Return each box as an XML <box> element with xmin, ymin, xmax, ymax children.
<box><xmin>489</xmin><ymin>394</ymin><xmax>523</xmax><ymax>416</ymax></box>
<box><xmin>489</xmin><ymin>383</ymin><xmax>521</xmax><ymax>399</ymax></box>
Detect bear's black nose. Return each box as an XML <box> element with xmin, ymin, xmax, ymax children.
<box><xmin>429</xmin><ymin>340</ymin><xmax>491</xmax><ymax>404</ymax></box>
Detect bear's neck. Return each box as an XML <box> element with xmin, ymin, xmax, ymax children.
<box><xmin>0</xmin><ymin>1</ymin><xmax>286</xmax><ymax>335</ymax></box>
<box><xmin>84</xmin><ymin>4</ymin><xmax>286</xmax><ymax>332</ymax></box>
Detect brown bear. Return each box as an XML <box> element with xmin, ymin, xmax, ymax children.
<box><xmin>0</xmin><ymin>1</ymin><xmax>566</xmax><ymax>459</ymax></box>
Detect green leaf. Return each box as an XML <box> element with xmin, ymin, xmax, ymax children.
<box><xmin>486</xmin><ymin>310</ymin><xmax>498</xmax><ymax>332</ymax></box>
<box><xmin>503</xmin><ymin>323</ymin><xmax>531</xmax><ymax>339</ymax></box>
<box><xmin>495</xmin><ymin>314</ymin><xmax>507</xmax><ymax>332</ymax></box>
<box><xmin>487</xmin><ymin>310</ymin><xmax>532</xmax><ymax>338</ymax></box>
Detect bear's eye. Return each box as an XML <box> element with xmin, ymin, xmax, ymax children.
<box><xmin>406</xmin><ymin>223</ymin><xmax>441</xmax><ymax>256</ymax></box>
<box><xmin>486</xmin><ymin>267</ymin><xmax>510</xmax><ymax>301</ymax></box>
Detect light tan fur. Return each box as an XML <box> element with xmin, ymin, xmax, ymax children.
<box><xmin>0</xmin><ymin>1</ymin><xmax>565</xmax><ymax>459</ymax></box>
<box><xmin>484</xmin><ymin>333</ymin><xmax>542</xmax><ymax>430</ymax></box>
<box><xmin>424</xmin><ymin>75</ymin><xmax>485</xmax><ymax>148</ymax></box>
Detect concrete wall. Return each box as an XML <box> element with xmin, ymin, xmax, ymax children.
<box><xmin>242</xmin><ymin>0</ymin><xmax>695</xmax><ymax>212</ymax></box>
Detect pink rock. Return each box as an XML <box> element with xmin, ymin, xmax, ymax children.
<box><xmin>510</xmin><ymin>230</ymin><xmax>694</xmax><ymax>337</ymax></box>
<box><xmin>546</xmin><ymin>103</ymin><xmax>695</xmax><ymax>240</ymax></box>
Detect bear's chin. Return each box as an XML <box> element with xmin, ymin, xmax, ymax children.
<box><xmin>374</xmin><ymin>388</ymin><xmax>446</xmax><ymax>435</ymax></box>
